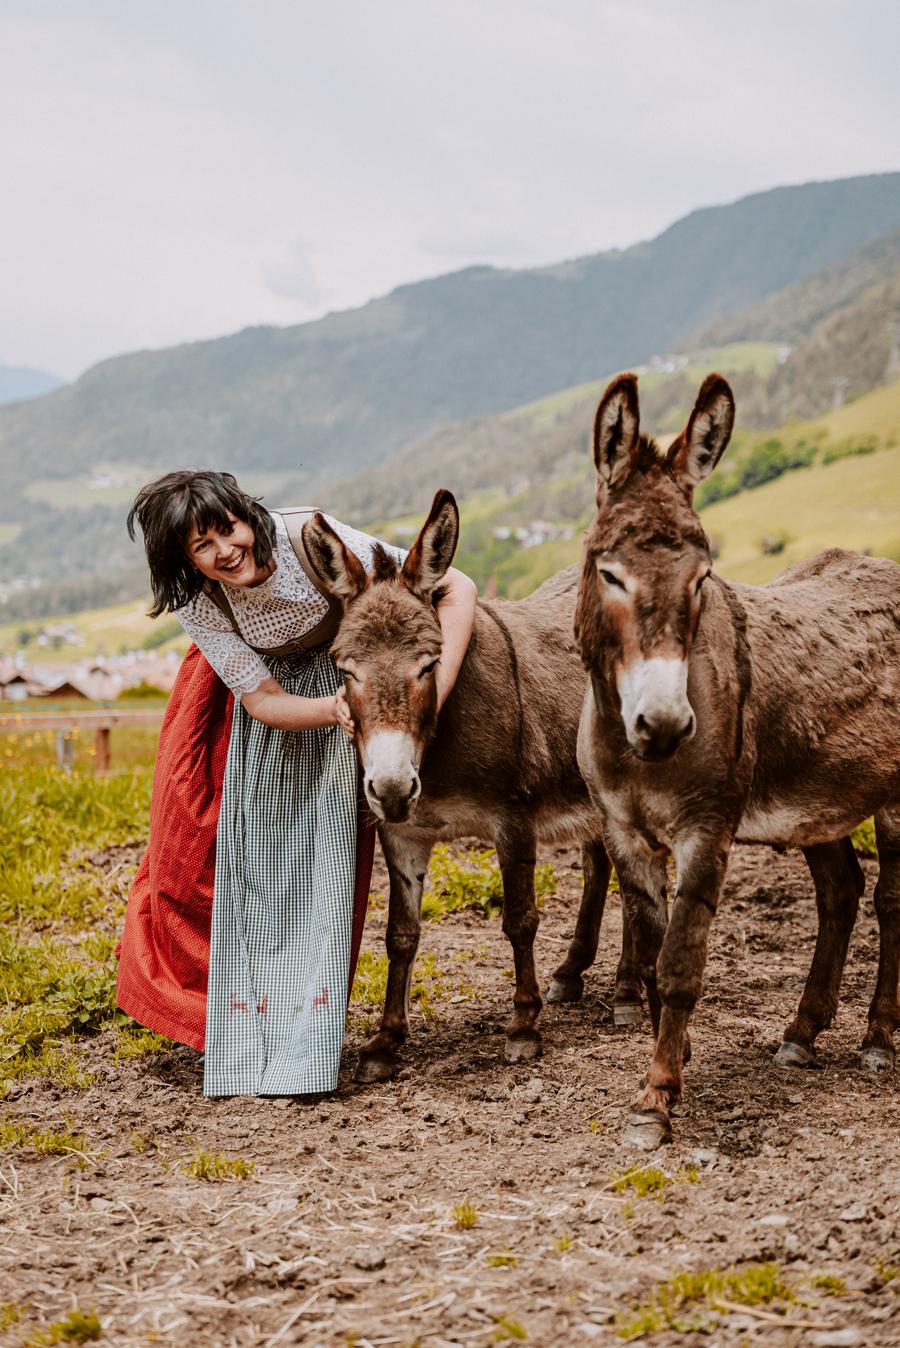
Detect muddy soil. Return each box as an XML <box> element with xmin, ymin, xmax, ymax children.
<box><xmin>2</xmin><ymin>842</ymin><xmax>898</xmax><ymax>1347</ymax></box>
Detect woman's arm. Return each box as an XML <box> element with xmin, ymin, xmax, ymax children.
<box><xmin>241</xmin><ymin>678</ymin><xmax>355</xmax><ymax>734</ymax></box>
<box><xmin>434</xmin><ymin>566</ymin><xmax>478</xmax><ymax>709</ymax></box>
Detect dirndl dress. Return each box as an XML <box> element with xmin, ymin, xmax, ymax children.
<box><xmin>116</xmin><ymin>509</ymin><xmax>395</xmax><ymax>1095</ymax></box>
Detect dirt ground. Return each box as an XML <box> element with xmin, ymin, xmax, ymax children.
<box><xmin>2</xmin><ymin>840</ymin><xmax>899</xmax><ymax>1347</ymax></box>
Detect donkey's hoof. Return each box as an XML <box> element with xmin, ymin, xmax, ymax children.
<box><xmin>613</xmin><ymin>1001</ymin><xmax>643</xmax><ymax>1029</ymax></box>
<box><xmin>624</xmin><ymin>1108</ymin><xmax>672</xmax><ymax>1151</ymax></box>
<box><xmin>547</xmin><ymin>975</ymin><xmax>583</xmax><ymax>1004</ymax></box>
<box><xmin>505</xmin><ymin>1030</ymin><xmax>543</xmax><ymax>1064</ymax></box>
<box><xmin>774</xmin><ymin>1040</ymin><xmax>816</xmax><ymax>1069</ymax></box>
<box><xmin>860</xmin><ymin>1045</ymin><xmax>895</xmax><ymax>1074</ymax></box>
<box><xmin>354</xmin><ymin>1050</ymin><xmax>398</xmax><ymax>1084</ymax></box>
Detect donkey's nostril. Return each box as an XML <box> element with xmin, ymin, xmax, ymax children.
<box><xmin>635</xmin><ymin>713</ymin><xmax>650</xmax><ymax>735</ymax></box>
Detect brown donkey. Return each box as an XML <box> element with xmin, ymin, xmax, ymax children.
<box><xmin>303</xmin><ymin>491</ymin><xmax>639</xmax><ymax>1081</ymax></box>
<box><xmin>575</xmin><ymin>371</ymin><xmax>900</xmax><ymax>1149</ymax></box>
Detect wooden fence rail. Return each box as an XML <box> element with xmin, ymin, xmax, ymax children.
<box><xmin>0</xmin><ymin>709</ymin><xmax>164</xmax><ymax>771</ymax></box>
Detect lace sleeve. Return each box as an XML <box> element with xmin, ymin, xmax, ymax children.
<box><xmin>175</xmin><ymin>592</ymin><xmax>273</xmax><ymax>698</ymax></box>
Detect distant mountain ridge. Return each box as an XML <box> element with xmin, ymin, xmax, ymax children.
<box><xmin>0</xmin><ymin>365</ymin><xmax>64</xmax><ymax>405</ymax></box>
<box><xmin>2</xmin><ymin>172</ymin><xmax>900</xmax><ymax>501</ymax></box>
<box><xmin>3</xmin><ymin>170</ymin><xmax>900</xmax><ymax>619</ymax></box>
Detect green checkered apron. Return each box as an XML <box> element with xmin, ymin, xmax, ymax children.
<box><xmin>203</xmin><ymin>647</ymin><xmax>358</xmax><ymax>1096</ymax></box>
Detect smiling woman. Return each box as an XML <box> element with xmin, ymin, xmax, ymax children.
<box><xmin>116</xmin><ymin>469</ymin><xmax>478</xmax><ymax>1098</ymax></box>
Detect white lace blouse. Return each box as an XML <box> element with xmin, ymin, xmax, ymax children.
<box><xmin>176</xmin><ymin>512</ymin><xmax>406</xmax><ymax>697</ymax></box>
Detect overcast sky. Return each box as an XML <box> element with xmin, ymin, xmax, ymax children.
<box><xmin>1</xmin><ymin>0</ymin><xmax>898</xmax><ymax>380</ymax></box>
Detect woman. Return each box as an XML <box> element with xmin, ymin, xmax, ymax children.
<box><xmin>116</xmin><ymin>470</ymin><xmax>477</xmax><ymax>1097</ymax></box>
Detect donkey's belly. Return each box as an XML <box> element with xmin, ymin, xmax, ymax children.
<box><xmin>412</xmin><ymin>790</ymin><xmax>598</xmax><ymax>844</ymax></box>
<box><xmin>737</xmin><ymin>799</ymin><xmax>865</xmax><ymax>848</ymax></box>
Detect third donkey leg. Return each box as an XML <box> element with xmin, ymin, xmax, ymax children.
<box><xmin>548</xmin><ymin>838</ymin><xmax>612</xmax><ymax>1004</ymax></box>
<box><xmin>354</xmin><ymin>825</ymin><xmax>434</xmax><ymax>1083</ymax></box>
<box><xmin>497</xmin><ymin>819</ymin><xmax>544</xmax><ymax>1062</ymax></box>
<box><xmin>776</xmin><ymin>837</ymin><xmax>863</xmax><ymax>1068</ymax></box>
<box><xmin>861</xmin><ymin>803</ymin><xmax>900</xmax><ymax>1072</ymax></box>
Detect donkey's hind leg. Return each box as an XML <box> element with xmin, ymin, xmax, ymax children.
<box><xmin>496</xmin><ymin>819</ymin><xmax>543</xmax><ymax>1063</ymax></box>
<box><xmin>612</xmin><ymin>910</ymin><xmax>645</xmax><ymax>1029</ymax></box>
<box><xmin>354</xmin><ymin>825</ymin><xmax>434</xmax><ymax>1084</ymax></box>
<box><xmin>861</xmin><ymin>805</ymin><xmax>900</xmax><ymax>1073</ymax></box>
<box><xmin>548</xmin><ymin>838</ymin><xmax>611</xmax><ymax>1004</ymax></box>
<box><xmin>775</xmin><ymin>838</ymin><xmax>863</xmax><ymax>1069</ymax></box>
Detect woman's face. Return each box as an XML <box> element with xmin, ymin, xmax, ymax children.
<box><xmin>186</xmin><ymin>514</ymin><xmax>270</xmax><ymax>587</ymax></box>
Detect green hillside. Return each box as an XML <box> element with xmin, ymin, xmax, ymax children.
<box><xmin>687</xmin><ymin>227</ymin><xmax>900</xmax><ymax>346</ymax></box>
<box><xmin>407</xmin><ymin>378</ymin><xmax>900</xmax><ymax>597</ymax></box>
<box><xmin>3</xmin><ymin>379</ymin><xmax>897</xmax><ymax>655</ymax></box>
<box><xmin>3</xmin><ymin>173</ymin><xmax>900</xmax><ymax>622</ymax></box>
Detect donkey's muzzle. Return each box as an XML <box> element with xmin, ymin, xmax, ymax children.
<box><xmin>365</xmin><ymin>774</ymin><xmax>422</xmax><ymax>822</ymax></box>
<box><xmin>631</xmin><ymin>709</ymin><xmax>696</xmax><ymax>761</ymax></box>
<box><xmin>361</xmin><ymin>729</ymin><xmax>423</xmax><ymax>822</ymax></box>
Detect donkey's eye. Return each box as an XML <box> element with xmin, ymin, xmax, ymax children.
<box><xmin>694</xmin><ymin>570</ymin><xmax>711</xmax><ymax>593</ymax></box>
<box><xmin>598</xmin><ymin>568</ymin><xmax>626</xmax><ymax>590</ymax></box>
<box><xmin>338</xmin><ymin>667</ymin><xmax>357</xmax><ymax>682</ymax></box>
<box><xmin>418</xmin><ymin>660</ymin><xmax>438</xmax><ymax>679</ymax></box>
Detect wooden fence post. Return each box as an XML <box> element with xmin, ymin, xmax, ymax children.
<box><xmin>94</xmin><ymin>724</ymin><xmax>111</xmax><ymax>773</ymax></box>
<box><xmin>56</xmin><ymin>729</ymin><xmax>74</xmax><ymax>772</ymax></box>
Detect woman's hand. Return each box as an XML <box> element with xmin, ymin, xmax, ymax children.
<box><xmin>334</xmin><ymin>684</ymin><xmax>356</xmax><ymax>737</ymax></box>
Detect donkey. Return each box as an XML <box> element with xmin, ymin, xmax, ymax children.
<box><xmin>303</xmin><ymin>491</ymin><xmax>641</xmax><ymax>1082</ymax></box>
<box><xmin>575</xmin><ymin>371</ymin><xmax>900</xmax><ymax>1149</ymax></box>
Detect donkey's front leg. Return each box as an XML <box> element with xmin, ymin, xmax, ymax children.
<box><xmin>548</xmin><ymin>838</ymin><xmax>612</xmax><ymax>1004</ymax></box>
<box><xmin>627</xmin><ymin>832</ymin><xmax>731</xmax><ymax>1149</ymax></box>
<box><xmin>354</xmin><ymin>825</ymin><xmax>435</xmax><ymax>1084</ymax></box>
<box><xmin>496</xmin><ymin>820</ymin><xmax>543</xmax><ymax>1063</ymax></box>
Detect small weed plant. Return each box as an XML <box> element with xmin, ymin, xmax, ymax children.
<box><xmin>24</xmin><ymin>1308</ymin><xmax>103</xmax><ymax>1344</ymax></box>
<box><xmin>491</xmin><ymin>1315</ymin><xmax>527</xmax><ymax>1342</ymax></box>
<box><xmin>0</xmin><ymin>1116</ymin><xmax>91</xmax><ymax>1162</ymax></box>
<box><xmin>486</xmin><ymin>1250</ymin><xmax>517</xmax><ymax>1268</ymax></box>
<box><xmin>184</xmin><ymin>1148</ymin><xmax>256</xmax><ymax>1181</ymax></box>
<box><xmin>811</xmin><ymin>1272</ymin><xmax>847</xmax><ymax>1296</ymax></box>
<box><xmin>452</xmin><ymin>1200</ymin><xmax>479</xmax><ymax>1230</ymax></box>
<box><xmin>615</xmin><ymin>1262</ymin><xmax>794</xmax><ymax>1340</ymax></box>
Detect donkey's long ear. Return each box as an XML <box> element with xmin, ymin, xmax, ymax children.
<box><xmin>667</xmin><ymin>374</ymin><xmax>734</xmax><ymax>491</ymax></box>
<box><xmin>302</xmin><ymin>513</ymin><xmax>368</xmax><ymax>605</ymax></box>
<box><xmin>593</xmin><ymin>373</ymin><xmax>641</xmax><ymax>490</ymax></box>
<box><xmin>401</xmin><ymin>489</ymin><xmax>459</xmax><ymax>600</ymax></box>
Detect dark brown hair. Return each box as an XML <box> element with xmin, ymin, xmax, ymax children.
<box><xmin>127</xmin><ymin>470</ymin><xmax>276</xmax><ymax>617</ymax></box>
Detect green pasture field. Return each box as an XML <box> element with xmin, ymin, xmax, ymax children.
<box><xmin>0</xmin><ymin>595</ymin><xmax>189</xmax><ymax>661</ymax></box>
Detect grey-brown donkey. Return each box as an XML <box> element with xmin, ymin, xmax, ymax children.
<box><xmin>575</xmin><ymin>371</ymin><xmax>900</xmax><ymax>1149</ymax></box>
<box><xmin>303</xmin><ymin>491</ymin><xmax>636</xmax><ymax>1081</ymax></box>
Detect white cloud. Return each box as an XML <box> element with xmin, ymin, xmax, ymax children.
<box><xmin>0</xmin><ymin>0</ymin><xmax>897</xmax><ymax>378</ymax></box>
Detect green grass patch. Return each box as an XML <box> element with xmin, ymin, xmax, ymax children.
<box><xmin>183</xmin><ymin>1148</ymin><xmax>256</xmax><ymax>1182</ymax></box>
<box><xmin>615</xmin><ymin>1262</ymin><xmax>795</xmax><ymax>1340</ymax></box>
<box><xmin>0</xmin><ymin>1115</ymin><xmax>92</xmax><ymax>1163</ymax></box>
<box><xmin>422</xmin><ymin>844</ymin><xmax>556</xmax><ymax>921</ymax></box>
<box><xmin>852</xmin><ymin>818</ymin><xmax>877</xmax><ymax>857</ymax></box>
<box><xmin>810</xmin><ymin>1272</ymin><xmax>847</xmax><ymax>1296</ymax></box>
<box><xmin>452</xmin><ymin>1200</ymin><xmax>478</xmax><ymax>1229</ymax></box>
<box><xmin>491</xmin><ymin>1315</ymin><xmax>527</xmax><ymax>1342</ymax></box>
<box><xmin>486</xmin><ymin>1250</ymin><xmax>517</xmax><ymax>1268</ymax></box>
<box><xmin>24</xmin><ymin>1308</ymin><xmax>103</xmax><ymax>1344</ymax></box>
<box><xmin>350</xmin><ymin>950</ymin><xmax>451</xmax><ymax>1023</ymax></box>
<box><xmin>0</xmin><ymin>761</ymin><xmax>151</xmax><ymax>927</ymax></box>
<box><xmin>113</xmin><ymin>1026</ymin><xmax>173</xmax><ymax>1060</ymax></box>
<box><xmin>612</xmin><ymin>1163</ymin><xmax>698</xmax><ymax>1203</ymax></box>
